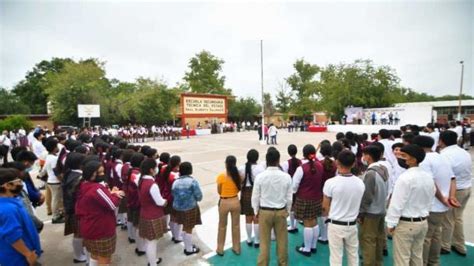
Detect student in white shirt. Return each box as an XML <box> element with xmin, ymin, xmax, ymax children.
<box><xmin>252</xmin><ymin>149</ymin><xmax>292</xmax><ymax>266</ymax></box>
<box><xmin>322</xmin><ymin>150</ymin><xmax>365</xmax><ymax>266</ymax></box>
<box><xmin>385</xmin><ymin>144</ymin><xmax>435</xmax><ymax>266</ymax></box>
<box><xmin>438</xmin><ymin>130</ymin><xmax>472</xmax><ymax>256</ymax></box>
<box><xmin>268</xmin><ymin>124</ymin><xmax>278</xmax><ymax>145</ymax></box>
<box><xmin>41</xmin><ymin>137</ymin><xmax>64</xmax><ymax>223</ymax></box>
<box><xmin>238</xmin><ymin>149</ymin><xmax>265</xmax><ymax>247</ymax></box>
<box><xmin>413</xmin><ymin>135</ymin><xmax>460</xmax><ymax>265</ymax></box>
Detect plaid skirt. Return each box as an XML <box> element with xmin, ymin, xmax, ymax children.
<box><xmin>294</xmin><ymin>197</ymin><xmax>322</xmax><ymax>220</ymax></box>
<box><xmin>84</xmin><ymin>235</ymin><xmax>116</xmax><ymax>257</ymax></box>
<box><xmin>64</xmin><ymin>214</ymin><xmax>80</xmax><ymax>237</ymax></box>
<box><xmin>118</xmin><ymin>197</ymin><xmax>128</xmax><ymax>214</ymax></box>
<box><xmin>138</xmin><ymin>216</ymin><xmax>168</xmax><ymax>240</ymax></box>
<box><xmin>240</xmin><ymin>187</ymin><xmax>254</xmax><ymax>216</ymax></box>
<box><xmin>164</xmin><ymin>202</ymin><xmax>174</xmax><ymax>215</ymax></box>
<box><xmin>127</xmin><ymin>207</ymin><xmax>140</xmax><ymax>227</ymax></box>
<box><xmin>175</xmin><ymin>206</ymin><xmax>202</xmax><ymax>229</ymax></box>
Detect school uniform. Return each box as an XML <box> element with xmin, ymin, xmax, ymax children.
<box><xmin>126</xmin><ymin>168</ymin><xmax>141</xmax><ymax>227</ymax></box>
<box><xmin>281</xmin><ymin>158</ymin><xmax>302</xmax><ymax>232</ymax></box>
<box><xmin>292</xmin><ymin>160</ymin><xmax>325</xmax><ymax>220</ymax></box>
<box><xmin>238</xmin><ymin>164</ymin><xmax>265</xmax><ymax>216</ymax></box>
<box><xmin>75</xmin><ymin>181</ymin><xmax>120</xmax><ymax>257</ymax></box>
<box><xmin>318</xmin><ymin>158</ymin><xmax>337</xmax><ymax>243</ymax></box>
<box><xmin>138</xmin><ymin>175</ymin><xmax>167</xmax><ymax>240</ymax></box>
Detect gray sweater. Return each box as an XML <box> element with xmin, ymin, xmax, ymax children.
<box><xmin>360</xmin><ymin>164</ymin><xmax>389</xmax><ymax>217</ymax></box>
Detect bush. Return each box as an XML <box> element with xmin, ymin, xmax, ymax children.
<box><xmin>0</xmin><ymin>115</ymin><xmax>33</xmax><ymax>132</ymax></box>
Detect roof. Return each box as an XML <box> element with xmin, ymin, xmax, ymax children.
<box><xmin>395</xmin><ymin>100</ymin><xmax>474</xmax><ymax>108</ymax></box>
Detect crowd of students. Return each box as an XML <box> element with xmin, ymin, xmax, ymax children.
<box><xmin>0</xmin><ymin>122</ymin><xmax>472</xmax><ymax>266</ymax></box>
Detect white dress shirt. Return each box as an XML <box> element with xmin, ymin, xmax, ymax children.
<box><xmin>429</xmin><ymin>131</ymin><xmax>439</xmax><ymax>151</ymax></box>
<box><xmin>32</xmin><ymin>139</ymin><xmax>47</xmax><ymax>160</ymax></box>
<box><xmin>385</xmin><ymin>167</ymin><xmax>435</xmax><ymax>228</ymax></box>
<box><xmin>419</xmin><ymin>152</ymin><xmax>454</xmax><ymax>212</ymax></box>
<box><xmin>323</xmin><ymin>174</ymin><xmax>365</xmax><ymax>222</ymax></box>
<box><xmin>251</xmin><ymin>166</ymin><xmax>293</xmax><ymax>213</ymax></box>
<box><xmin>439</xmin><ymin>145</ymin><xmax>472</xmax><ymax>190</ymax></box>
<box><xmin>141</xmin><ymin>175</ymin><xmax>166</xmax><ymax>206</ymax></box>
<box><xmin>378</xmin><ymin>139</ymin><xmax>396</xmax><ymax>168</ymax></box>
<box><xmin>44</xmin><ymin>153</ymin><xmax>59</xmax><ymax>184</ymax></box>
<box><xmin>114</xmin><ymin>160</ymin><xmax>123</xmax><ymax>181</ymax></box>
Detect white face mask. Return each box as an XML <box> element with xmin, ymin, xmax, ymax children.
<box><xmin>361</xmin><ymin>159</ymin><xmax>369</xmax><ymax>166</ymax></box>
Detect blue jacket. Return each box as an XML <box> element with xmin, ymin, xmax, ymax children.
<box><xmin>0</xmin><ymin>197</ymin><xmax>42</xmax><ymax>266</ymax></box>
<box><xmin>171</xmin><ymin>176</ymin><xmax>202</xmax><ymax>211</ymax></box>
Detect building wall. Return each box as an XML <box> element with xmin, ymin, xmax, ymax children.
<box><xmin>185</xmin><ymin>117</ymin><xmax>226</xmax><ymax>129</ymax></box>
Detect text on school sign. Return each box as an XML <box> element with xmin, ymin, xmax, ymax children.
<box><xmin>183</xmin><ymin>96</ymin><xmax>226</xmax><ymax>114</ymax></box>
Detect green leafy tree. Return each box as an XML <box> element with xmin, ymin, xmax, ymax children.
<box><xmin>0</xmin><ymin>115</ymin><xmax>33</xmax><ymax>131</ymax></box>
<box><xmin>183</xmin><ymin>50</ymin><xmax>231</xmax><ymax>95</ymax></box>
<box><xmin>263</xmin><ymin>93</ymin><xmax>276</xmax><ymax>121</ymax></box>
<box><xmin>286</xmin><ymin>59</ymin><xmax>321</xmax><ymax>117</ymax></box>
<box><xmin>228</xmin><ymin>97</ymin><xmax>260</xmax><ymax>122</ymax></box>
<box><xmin>275</xmin><ymin>82</ymin><xmax>293</xmax><ymax>120</ymax></box>
<box><xmin>12</xmin><ymin>58</ymin><xmax>73</xmax><ymax>114</ymax></box>
<box><xmin>0</xmin><ymin>88</ymin><xmax>30</xmax><ymax>114</ymax></box>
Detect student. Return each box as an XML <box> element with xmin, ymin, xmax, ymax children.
<box><xmin>157</xmin><ymin>155</ymin><xmax>182</xmax><ymax>243</ymax></box>
<box><xmin>138</xmin><ymin>158</ymin><xmax>168</xmax><ymax>265</ymax></box>
<box><xmin>111</xmin><ymin>149</ymin><xmax>127</xmax><ymax>229</ymax></box>
<box><xmin>438</xmin><ymin>130</ymin><xmax>472</xmax><ymax>256</ymax></box>
<box><xmin>268</xmin><ymin>124</ymin><xmax>278</xmax><ymax>145</ymax></box>
<box><xmin>42</xmin><ymin>137</ymin><xmax>64</xmax><ymax>223</ymax></box>
<box><xmin>216</xmin><ymin>155</ymin><xmax>242</xmax><ymax>256</ymax></box>
<box><xmin>62</xmin><ymin>152</ymin><xmax>87</xmax><ymax>263</ymax></box>
<box><xmin>293</xmin><ymin>144</ymin><xmax>325</xmax><ymax>256</ymax></box>
<box><xmin>318</xmin><ymin>142</ymin><xmax>336</xmax><ymax>244</ymax></box>
<box><xmin>251</xmin><ymin>148</ymin><xmax>292</xmax><ymax>266</ymax></box>
<box><xmin>238</xmin><ymin>149</ymin><xmax>265</xmax><ymax>247</ymax></box>
<box><xmin>385</xmin><ymin>144</ymin><xmax>435</xmax><ymax>265</ymax></box>
<box><xmin>0</xmin><ymin>168</ymin><xmax>42</xmax><ymax>266</ymax></box>
<box><xmin>280</xmin><ymin>144</ymin><xmax>302</xmax><ymax>233</ymax></box>
<box><xmin>75</xmin><ymin>160</ymin><xmax>124</xmax><ymax>266</ymax></box>
<box><xmin>16</xmin><ymin>151</ymin><xmax>45</xmax><ymax>208</ymax></box>
<box><xmin>359</xmin><ymin>145</ymin><xmax>389</xmax><ymax>266</ymax></box>
<box><xmin>322</xmin><ymin>150</ymin><xmax>365</xmax><ymax>266</ymax></box>
<box><xmin>172</xmin><ymin>162</ymin><xmax>203</xmax><ymax>255</ymax></box>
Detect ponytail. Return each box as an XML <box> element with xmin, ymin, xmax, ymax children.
<box><xmin>226</xmin><ymin>155</ymin><xmax>241</xmax><ymax>191</ymax></box>
<box><xmin>303</xmin><ymin>144</ymin><xmax>317</xmax><ymax>174</ymax></box>
<box><xmin>244</xmin><ymin>149</ymin><xmax>259</xmax><ymax>186</ymax></box>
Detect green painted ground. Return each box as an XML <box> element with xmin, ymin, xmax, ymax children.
<box><xmin>207</xmin><ymin>224</ymin><xmax>474</xmax><ymax>265</ymax></box>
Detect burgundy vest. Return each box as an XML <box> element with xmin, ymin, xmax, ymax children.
<box><xmin>139</xmin><ymin>178</ymin><xmax>164</xmax><ymax>220</ymax></box>
<box><xmin>296</xmin><ymin>161</ymin><xmax>324</xmax><ymax>201</ymax></box>
<box><xmin>112</xmin><ymin>162</ymin><xmax>123</xmax><ymax>189</ymax></box>
<box><xmin>126</xmin><ymin>168</ymin><xmax>140</xmax><ymax>208</ymax></box>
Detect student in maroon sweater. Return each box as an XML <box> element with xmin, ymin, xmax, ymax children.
<box><xmin>281</xmin><ymin>144</ymin><xmax>302</xmax><ymax>233</ymax></box>
<box><xmin>138</xmin><ymin>158</ymin><xmax>168</xmax><ymax>265</ymax></box>
<box><xmin>292</xmin><ymin>144</ymin><xmax>325</xmax><ymax>257</ymax></box>
<box><xmin>318</xmin><ymin>142</ymin><xmax>337</xmax><ymax>244</ymax></box>
<box><xmin>75</xmin><ymin>160</ymin><xmax>124</xmax><ymax>266</ymax></box>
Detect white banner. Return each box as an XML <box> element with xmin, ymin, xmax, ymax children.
<box><xmin>78</xmin><ymin>104</ymin><xmax>100</xmax><ymax>118</ymax></box>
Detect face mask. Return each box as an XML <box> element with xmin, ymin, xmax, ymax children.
<box><xmin>25</xmin><ymin>167</ymin><xmax>33</xmax><ymax>173</ymax></box>
<box><xmin>11</xmin><ymin>184</ymin><xmax>24</xmax><ymax>195</ymax></box>
<box><xmin>361</xmin><ymin>159</ymin><xmax>368</xmax><ymax>166</ymax></box>
<box><xmin>397</xmin><ymin>158</ymin><xmax>409</xmax><ymax>169</ymax></box>
<box><xmin>95</xmin><ymin>175</ymin><xmax>106</xmax><ymax>183</ymax></box>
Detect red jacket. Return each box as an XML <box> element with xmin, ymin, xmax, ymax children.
<box><xmin>296</xmin><ymin>161</ymin><xmax>325</xmax><ymax>201</ymax></box>
<box><xmin>156</xmin><ymin>166</ymin><xmax>177</xmax><ymax>202</ymax></box>
<box><xmin>139</xmin><ymin>178</ymin><xmax>165</xmax><ymax>220</ymax></box>
<box><xmin>126</xmin><ymin>168</ymin><xmax>140</xmax><ymax>209</ymax></box>
<box><xmin>75</xmin><ymin>181</ymin><xmax>120</xmax><ymax>240</ymax></box>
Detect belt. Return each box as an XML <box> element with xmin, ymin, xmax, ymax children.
<box><xmin>260</xmin><ymin>206</ymin><xmax>286</xmax><ymax>211</ymax></box>
<box><xmin>326</xmin><ymin>219</ymin><xmax>356</xmax><ymax>226</ymax></box>
<box><xmin>220</xmin><ymin>196</ymin><xmax>237</xmax><ymax>199</ymax></box>
<box><xmin>400</xmin><ymin>217</ymin><xmax>427</xmax><ymax>222</ymax></box>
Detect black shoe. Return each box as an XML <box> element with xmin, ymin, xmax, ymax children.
<box><xmin>52</xmin><ymin>217</ymin><xmax>65</xmax><ymax>224</ymax></box>
<box><xmin>147</xmin><ymin>258</ymin><xmax>162</xmax><ymax>266</ymax></box>
<box><xmin>451</xmin><ymin>246</ymin><xmax>467</xmax><ymax>257</ymax></box>
<box><xmin>135</xmin><ymin>248</ymin><xmax>146</xmax><ymax>256</ymax></box>
<box><xmin>128</xmin><ymin>237</ymin><xmax>136</xmax><ymax>244</ymax></box>
<box><xmin>318</xmin><ymin>239</ymin><xmax>328</xmax><ymax>245</ymax></box>
<box><xmin>216</xmin><ymin>251</ymin><xmax>224</xmax><ymax>256</ymax></box>
<box><xmin>121</xmin><ymin>224</ymin><xmax>127</xmax><ymax>231</ymax></box>
<box><xmin>440</xmin><ymin>248</ymin><xmax>451</xmax><ymax>255</ymax></box>
<box><xmin>172</xmin><ymin>237</ymin><xmax>183</xmax><ymax>244</ymax></box>
<box><xmin>298</xmin><ymin>220</ymin><xmax>304</xmax><ymax>225</ymax></box>
<box><xmin>296</xmin><ymin>246</ymin><xmax>311</xmax><ymax>257</ymax></box>
<box><xmin>383</xmin><ymin>249</ymin><xmax>388</xmax><ymax>257</ymax></box>
<box><xmin>254</xmin><ymin>243</ymin><xmax>260</xmax><ymax>248</ymax></box>
<box><xmin>231</xmin><ymin>249</ymin><xmax>240</xmax><ymax>255</ymax></box>
<box><xmin>73</xmin><ymin>259</ymin><xmax>86</xmax><ymax>263</ymax></box>
<box><xmin>246</xmin><ymin>240</ymin><xmax>253</xmax><ymax>246</ymax></box>
<box><xmin>300</xmin><ymin>243</ymin><xmax>317</xmax><ymax>254</ymax></box>
<box><xmin>387</xmin><ymin>235</ymin><xmax>392</xmax><ymax>240</ymax></box>
<box><xmin>184</xmin><ymin>245</ymin><xmax>200</xmax><ymax>256</ymax></box>
<box><xmin>288</xmin><ymin>228</ymin><xmax>299</xmax><ymax>234</ymax></box>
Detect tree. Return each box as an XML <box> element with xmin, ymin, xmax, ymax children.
<box><xmin>0</xmin><ymin>88</ymin><xmax>30</xmax><ymax>115</ymax></box>
<box><xmin>228</xmin><ymin>97</ymin><xmax>260</xmax><ymax>122</ymax></box>
<box><xmin>263</xmin><ymin>93</ymin><xmax>276</xmax><ymax>121</ymax></box>
<box><xmin>183</xmin><ymin>50</ymin><xmax>231</xmax><ymax>95</ymax></box>
<box><xmin>275</xmin><ymin>82</ymin><xmax>293</xmax><ymax>119</ymax></box>
<box><xmin>286</xmin><ymin>59</ymin><xmax>321</xmax><ymax>117</ymax></box>
<box><xmin>12</xmin><ymin>58</ymin><xmax>73</xmax><ymax>114</ymax></box>
<box><xmin>45</xmin><ymin>59</ymin><xmax>111</xmax><ymax>125</ymax></box>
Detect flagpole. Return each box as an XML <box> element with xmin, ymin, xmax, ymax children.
<box><xmin>260</xmin><ymin>40</ymin><xmax>266</xmax><ymax>145</ymax></box>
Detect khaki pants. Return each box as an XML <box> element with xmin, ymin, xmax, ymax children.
<box><xmin>46</xmin><ymin>184</ymin><xmax>52</xmax><ymax>214</ymax></box>
<box><xmin>47</xmin><ymin>183</ymin><xmax>63</xmax><ymax>219</ymax></box>
<box><xmin>359</xmin><ymin>216</ymin><xmax>385</xmax><ymax>266</ymax></box>
<box><xmin>423</xmin><ymin>212</ymin><xmax>446</xmax><ymax>266</ymax></box>
<box><xmin>257</xmin><ymin>209</ymin><xmax>288</xmax><ymax>266</ymax></box>
<box><xmin>217</xmin><ymin>197</ymin><xmax>241</xmax><ymax>254</ymax></box>
<box><xmin>393</xmin><ymin>220</ymin><xmax>428</xmax><ymax>266</ymax></box>
<box><xmin>328</xmin><ymin>223</ymin><xmax>359</xmax><ymax>266</ymax></box>
<box><xmin>441</xmin><ymin>188</ymin><xmax>471</xmax><ymax>252</ymax></box>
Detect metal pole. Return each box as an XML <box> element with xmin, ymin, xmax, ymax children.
<box><xmin>260</xmin><ymin>40</ymin><xmax>265</xmax><ymax>145</ymax></box>
<box><xmin>457</xmin><ymin>61</ymin><xmax>464</xmax><ymax>121</ymax></box>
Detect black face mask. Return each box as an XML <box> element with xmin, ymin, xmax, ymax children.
<box><xmin>397</xmin><ymin>158</ymin><xmax>409</xmax><ymax>169</ymax></box>
<box><xmin>95</xmin><ymin>175</ymin><xmax>106</xmax><ymax>183</ymax></box>
<box><xmin>11</xmin><ymin>184</ymin><xmax>24</xmax><ymax>195</ymax></box>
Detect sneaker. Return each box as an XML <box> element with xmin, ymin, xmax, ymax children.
<box><xmin>184</xmin><ymin>245</ymin><xmax>200</xmax><ymax>256</ymax></box>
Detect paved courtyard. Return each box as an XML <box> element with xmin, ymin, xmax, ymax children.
<box><xmin>35</xmin><ymin>130</ymin><xmax>474</xmax><ymax>265</ymax></box>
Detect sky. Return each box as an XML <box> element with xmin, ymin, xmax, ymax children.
<box><xmin>0</xmin><ymin>0</ymin><xmax>473</xmax><ymax>101</ymax></box>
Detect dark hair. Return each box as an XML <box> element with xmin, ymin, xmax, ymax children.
<box><xmin>122</xmin><ymin>149</ymin><xmax>134</xmax><ymax>163</ymax></box>
<box><xmin>225</xmin><ymin>155</ymin><xmax>241</xmax><ymax>191</ymax></box>
<box><xmin>361</xmin><ymin>133</ymin><xmax>368</xmax><ymax>141</ymax></box>
<box><xmin>335</xmin><ymin>132</ymin><xmax>345</xmax><ymax>140</ymax></box>
<box><xmin>163</xmin><ymin>156</ymin><xmax>181</xmax><ymax>185</ymax></box>
<box><xmin>33</xmin><ymin>130</ymin><xmax>44</xmax><ymax>140</ymax></box>
<box><xmin>392</xmin><ymin>130</ymin><xmax>402</xmax><ymax>138</ymax></box>
<box><xmin>400</xmin><ymin>144</ymin><xmax>426</xmax><ymax>164</ymax></box>
<box><xmin>130</xmin><ymin>153</ymin><xmax>145</xmax><ymax>168</ymax></box>
<box><xmin>140</xmin><ymin>158</ymin><xmax>157</xmax><ymax>177</ymax></box>
<box><xmin>371</xmin><ymin>141</ymin><xmax>385</xmax><ymax>153</ymax></box>
<box><xmin>413</xmin><ymin>135</ymin><xmax>435</xmax><ymax>149</ymax></box>
<box><xmin>81</xmin><ymin>155</ymin><xmax>100</xmax><ymax>167</ymax></box>
<box><xmin>140</xmin><ymin>145</ymin><xmax>151</xmax><ymax>156</ymax></box>
<box><xmin>117</xmin><ymin>140</ymin><xmax>128</xmax><ymax>149</ymax></box>
<box><xmin>144</xmin><ymin>148</ymin><xmax>157</xmax><ymax>158</ymax></box>
<box><xmin>320</xmin><ymin>143</ymin><xmax>334</xmax><ymax>172</ymax></box>
<box><xmin>287</xmin><ymin>144</ymin><xmax>299</xmax><ymax>175</ymax></box>
<box><xmin>391</xmin><ymin>142</ymin><xmax>404</xmax><ymax>151</ymax></box>
<box><xmin>0</xmin><ymin>168</ymin><xmax>18</xmax><ymax>192</ymax></box>
<box><xmin>331</xmin><ymin>141</ymin><xmax>344</xmax><ymax>159</ymax></box>
<box><xmin>379</xmin><ymin>129</ymin><xmax>390</xmax><ymax>139</ymax></box>
<box><xmin>82</xmin><ymin>161</ymin><xmax>102</xmax><ymax>181</ymax></box>
<box><xmin>44</xmin><ymin>138</ymin><xmax>58</xmax><ymax>153</ymax></box>
<box><xmin>244</xmin><ymin>149</ymin><xmax>259</xmax><ymax>186</ymax></box>
<box><xmin>11</xmin><ymin>146</ymin><xmax>27</xmax><ymax>161</ymax></box>
<box><xmin>303</xmin><ymin>144</ymin><xmax>317</xmax><ymax>174</ymax></box>
<box><xmin>337</xmin><ymin>150</ymin><xmax>356</xmax><ymax>168</ymax></box>
<box><xmin>74</xmin><ymin>145</ymin><xmax>88</xmax><ymax>154</ymax></box>
<box><xmin>16</xmin><ymin>151</ymin><xmax>37</xmax><ymax>163</ymax></box>
<box><xmin>112</xmin><ymin>149</ymin><xmax>123</xmax><ymax>161</ymax></box>
<box><xmin>439</xmin><ymin>130</ymin><xmax>458</xmax><ymax>146</ymax></box>
<box><xmin>65</xmin><ymin>152</ymin><xmax>86</xmax><ymax>171</ymax></box>
<box><xmin>362</xmin><ymin>145</ymin><xmax>382</xmax><ymax>162</ymax></box>
<box><xmin>402</xmin><ymin>133</ymin><xmax>415</xmax><ymax>144</ymax></box>
<box><xmin>179</xmin><ymin>162</ymin><xmax>193</xmax><ymax>176</ymax></box>
<box><xmin>266</xmin><ymin>148</ymin><xmax>280</xmax><ymax>166</ymax></box>
<box><xmin>3</xmin><ymin>161</ymin><xmax>26</xmax><ymax>172</ymax></box>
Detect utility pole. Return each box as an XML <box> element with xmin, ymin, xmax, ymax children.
<box><xmin>457</xmin><ymin>60</ymin><xmax>464</xmax><ymax>121</ymax></box>
<box><xmin>260</xmin><ymin>40</ymin><xmax>266</xmax><ymax>145</ymax></box>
